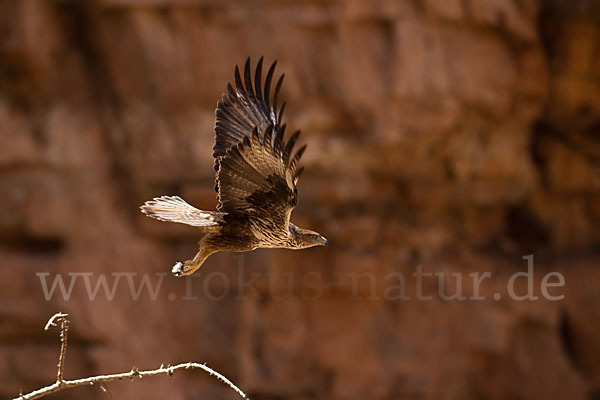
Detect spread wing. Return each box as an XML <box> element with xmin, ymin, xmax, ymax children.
<box><xmin>213</xmin><ymin>57</ymin><xmax>286</xmax><ymax>168</ymax></box>
<box><xmin>216</xmin><ymin>124</ymin><xmax>306</xmax><ymax>229</ymax></box>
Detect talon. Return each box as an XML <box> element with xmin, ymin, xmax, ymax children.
<box><xmin>172</xmin><ymin>262</ymin><xmax>183</xmax><ymax>276</ymax></box>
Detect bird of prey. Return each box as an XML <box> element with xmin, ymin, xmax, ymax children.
<box><xmin>141</xmin><ymin>57</ymin><xmax>327</xmax><ymax>277</ymax></box>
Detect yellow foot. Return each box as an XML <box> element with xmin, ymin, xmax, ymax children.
<box><xmin>171</xmin><ymin>261</ymin><xmax>199</xmax><ymax>277</ymax></box>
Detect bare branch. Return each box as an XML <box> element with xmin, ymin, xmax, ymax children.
<box><xmin>14</xmin><ymin>314</ymin><xmax>249</xmax><ymax>400</ymax></box>
<box><xmin>44</xmin><ymin>312</ymin><xmax>68</xmax><ymax>331</ymax></box>
<box><xmin>14</xmin><ymin>362</ymin><xmax>249</xmax><ymax>400</ymax></box>
<box><xmin>43</xmin><ymin>312</ymin><xmax>69</xmax><ymax>383</ymax></box>
<box><xmin>57</xmin><ymin>315</ymin><xmax>68</xmax><ymax>382</ymax></box>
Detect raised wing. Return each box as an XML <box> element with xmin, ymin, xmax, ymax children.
<box><xmin>213</xmin><ymin>57</ymin><xmax>286</xmax><ymax>165</ymax></box>
<box><xmin>216</xmin><ymin>124</ymin><xmax>306</xmax><ymax>229</ymax></box>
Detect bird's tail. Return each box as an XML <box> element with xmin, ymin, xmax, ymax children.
<box><xmin>140</xmin><ymin>196</ymin><xmax>222</xmax><ymax>227</ymax></box>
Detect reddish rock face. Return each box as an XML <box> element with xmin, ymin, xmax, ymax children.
<box><xmin>1</xmin><ymin>1</ymin><xmax>599</xmax><ymax>399</ymax></box>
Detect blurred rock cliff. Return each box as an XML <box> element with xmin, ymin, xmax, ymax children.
<box><xmin>0</xmin><ymin>0</ymin><xmax>599</xmax><ymax>399</ymax></box>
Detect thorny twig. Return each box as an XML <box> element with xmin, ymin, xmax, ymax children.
<box><xmin>44</xmin><ymin>312</ymin><xmax>69</xmax><ymax>382</ymax></box>
<box><xmin>14</xmin><ymin>313</ymin><xmax>249</xmax><ymax>400</ymax></box>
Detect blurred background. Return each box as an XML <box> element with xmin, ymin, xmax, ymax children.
<box><xmin>1</xmin><ymin>0</ymin><xmax>599</xmax><ymax>399</ymax></box>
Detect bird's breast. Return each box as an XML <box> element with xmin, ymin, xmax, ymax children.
<box><xmin>247</xmin><ymin>218</ymin><xmax>292</xmax><ymax>248</ymax></box>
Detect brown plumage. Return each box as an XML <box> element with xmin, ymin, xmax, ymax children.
<box><xmin>141</xmin><ymin>57</ymin><xmax>327</xmax><ymax>276</ymax></box>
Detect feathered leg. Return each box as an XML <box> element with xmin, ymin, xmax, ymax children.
<box><xmin>172</xmin><ymin>240</ymin><xmax>216</xmax><ymax>277</ymax></box>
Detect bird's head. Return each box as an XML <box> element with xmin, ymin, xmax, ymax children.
<box><xmin>289</xmin><ymin>224</ymin><xmax>328</xmax><ymax>249</ymax></box>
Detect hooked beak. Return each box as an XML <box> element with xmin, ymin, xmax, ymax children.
<box><xmin>319</xmin><ymin>235</ymin><xmax>328</xmax><ymax>247</ymax></box>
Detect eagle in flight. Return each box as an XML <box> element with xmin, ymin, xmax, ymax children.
<box><xmin>141</xmin><ymin>57</ymin><xmax>327</xmax><ymax>277</ymax></box>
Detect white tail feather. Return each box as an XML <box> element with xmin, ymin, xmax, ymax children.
<box><xmin>140</xmin><ymin>196</ymin><xmax>221</xmax><ymax>227</ymax></box>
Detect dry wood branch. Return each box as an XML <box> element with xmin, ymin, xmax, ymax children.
<box><xmin>14</xmin><ymin>313</ymin><xmax>249</xmax><ymax>400</ymax></box>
